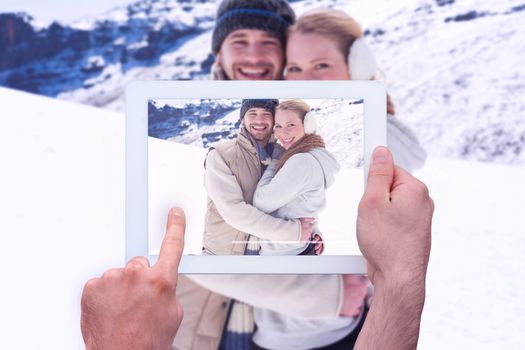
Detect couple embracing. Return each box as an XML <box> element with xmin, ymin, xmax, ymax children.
<box><xmin>204</xmin><ymin>98</ymin><xmax>334</xmax><ymax>257</ymax></box>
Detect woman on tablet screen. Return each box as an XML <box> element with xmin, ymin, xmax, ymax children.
<box><xmin>252</xmin><ymin>100</ymin><xmax>336</xmax><ymax>256</ymax></box>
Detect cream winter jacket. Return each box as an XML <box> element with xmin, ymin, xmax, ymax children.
<box><xmin>253</xmin><ymin>148</ymin><xmax>340</xmax><ymax>255</ymax></box>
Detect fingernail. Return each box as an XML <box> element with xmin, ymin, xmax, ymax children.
<box><xmin>372</xmin><ymin>146</ymin><xmax>388</xmax><ymax>164</ymax></box>
<box><xmin>170</xmin><ymin>207</ymin><xmax>183</xmax><ymax>216</ymax></box>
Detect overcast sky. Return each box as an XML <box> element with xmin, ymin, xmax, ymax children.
<box><xmin>1</xmin><ymin>0</ymin><xmax>133</xmax><ymax>25</ymax></box>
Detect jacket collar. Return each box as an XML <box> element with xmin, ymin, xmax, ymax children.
<box><xmin>238</xmin><ymin>127</ymin><xmax>275</xmax><ymax>167</ymax></box>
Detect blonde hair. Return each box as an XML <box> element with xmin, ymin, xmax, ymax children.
<box><xmin>275</xmin><ymin>99</ymin><xmax>310</xmax><ymax>122</ymax></box>
<box><xmin>289</xmin><ymin>9</ymin><xmax>396</xmax><ymax>114</ymax></box>
<box><xmin>289</xmin><ymin>9</ymin><xmax>363</xmax><ymax>61</ymax></box>
<box><xmin>274</xmin><ymin>99</ymin><xmax>325</xmax><ymax>174</ymax></box>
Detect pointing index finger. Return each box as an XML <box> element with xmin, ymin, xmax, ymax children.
<box><xmin>155</xmin><ymin>207</ymin><xmax>186</xmax><ymax>277</ymax></box>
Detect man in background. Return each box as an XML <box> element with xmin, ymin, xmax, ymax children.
<box><xmin>210</xmin><ymin>0</ymin><xmax>295</xmax><ymax>80</ymax></box>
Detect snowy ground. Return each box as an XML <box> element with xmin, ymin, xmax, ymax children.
<box><xmin>0</xmin><ymin>88</ymin><xmax>125</xmax><ymax>349</ymax></box>
<box><xmin>1</xmin><ymin>88</ymin><xmax>525</xmax><ymax>349</ymax></box>
<box><xmin>415</xmin><ymin>158</ymin><xmax>525</xmax><ymax>349</ymax></box>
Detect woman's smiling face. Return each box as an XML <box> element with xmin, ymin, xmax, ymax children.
<box><xmin>274</xmin><ymin>109</ymin><xmax>306</xmax><ymax>150</ymax></box>
<box><xmin>285</xmin><ymin>32</ymin><xmax>350</xmax><ymax>80</ymax></box>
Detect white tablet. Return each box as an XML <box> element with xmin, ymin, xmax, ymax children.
<box><xmin>126</xmin><ymin>80</ymin><xmax>386</xmax><ymax>274</ymax></box>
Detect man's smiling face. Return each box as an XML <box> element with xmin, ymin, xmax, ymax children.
<box><xmin>216</xmin><ymin>29</ymin><xmax>284</xmax><ymax>80</ymax></box>
<box><xmin>243</xmin><ymin>107</ymin><xmax>274</xmax><ymax>141</ymax></box>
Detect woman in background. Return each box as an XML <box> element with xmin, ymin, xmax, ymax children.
<box><xmin>285</xmin><ymin>8</ymin><xmax>427</xmax><ymax>172</ymax></box>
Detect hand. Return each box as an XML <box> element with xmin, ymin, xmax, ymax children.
<box><xmin>312</xmin><ymin>233</ymin><xmax>324</xmax><ymax>255</ymax></box>
<box><xmin>354</xmin><ymin>147</ymin><xmax>433</xmax><ymax>350</ymax></box>
<box><xmin>81</xmin><ymin>208</ymin><xmax>186</xmax><ymax>350</ymax></box>
<box><xmin>340</xmin><ymin>275</ymin><xmax>369</xmax><ymax>317</ymax></box>
<box><xmin>357</xmin><ymin>146</ymin><xmax>433</xmax><ymax>287</ymax></box>
<box><xmin>299</xmin><ymin>217</ymin><xmax>315</xmax><ymax>242</ymax></box>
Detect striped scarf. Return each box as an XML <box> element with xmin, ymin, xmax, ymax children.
<box><xmin>220</xmin><ymin>235</ymin><xmax>260</xmax><ymax>350</ymax></box>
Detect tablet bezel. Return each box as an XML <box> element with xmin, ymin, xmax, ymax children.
<box><xmin>126</xmin><ymin>80</ymin><xmax>386</xmax><ymax>274</ymax></box>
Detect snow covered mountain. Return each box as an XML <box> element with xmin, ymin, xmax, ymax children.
<box><xmin>0</xmin><ymin>0</ymin><xmax>217</xmax><ymax>108</ymax></box>
<box><xmin>0</xmin><ymin>0</ymin><xmax>524</xmax><ymax>164</ymax></box>
<box><xmin>148</xmin><ymin>98</ymin><xmax>242</xmax><ymax>146</ymax></box>
<box><xmin>148</xmin><ymin>98</ymin><xmax>364</xmax><ymax>168</ymax></box>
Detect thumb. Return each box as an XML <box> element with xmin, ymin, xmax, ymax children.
<box><xmin>365</xmin><ymin>146</ymin><xmax>394</xmax><ymax>204</ymax></box>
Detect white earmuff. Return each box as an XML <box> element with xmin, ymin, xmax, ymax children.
<box><xmin>303</xmin><ymin>111</ymin><xmax>318</xmax><ymax>134</ymax></box>
<box><xmin>348</xmin><ymin>37</ymin><xmax>377</xmax><ymax>80</ymax></box>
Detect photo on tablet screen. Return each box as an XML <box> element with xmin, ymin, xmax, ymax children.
<box><xmin>148</xmin><ymin>98</ymin><xmax>364</xmax><ymax>256</ymax></box>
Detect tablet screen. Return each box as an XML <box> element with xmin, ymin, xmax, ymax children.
<box><xmin>148</xmin><ymin>98</ymin><xmax>363</xmax><ymax>256</ymax></box>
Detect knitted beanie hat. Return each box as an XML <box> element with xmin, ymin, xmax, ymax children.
<box><xmin>212</xmin><ymin>0</ymin><xmax>296</xmax><ymax>55</ymax></box>
<box><xmin>240</xmin><ymin>99</ymin><xmax>279</xmax><ymax>119</ymax></box>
